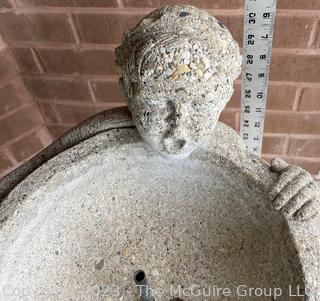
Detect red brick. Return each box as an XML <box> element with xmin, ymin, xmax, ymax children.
<box><xmin>215</xmin><ymin>15</ymin><xmax>243</xmax><ymax>47</ymax></box>
<box><xmin>74</xmin><ymin>13</ymin><xmax>143</xmax><ymax>44</ymax></box>
<box><xmin>228</xmin><ymin>83</ymin><xmax>296</xmax><ymax>111</ymax></box>
<box><xmin>285</xmin><ymin>158</ymin><xmax>320</xmax><ymax>176</ymax></box>
<box><xmin>207</xmin><ymin>15</ymin><xmax>313</xmax><ymax>49</ymax></box>
<box><xmin>96</xmin><ymin>103</ymin><xmax>125</xmax><ymax>113</ymax></box>
<box><xmin>0</xmin><ymin>82</ymin><xmax>23</xmax><ymax>115</ymax></box>
<box><xmin>10</xmin><ymin>132</ymin><xmax>44</xmax><ymax>162</ymax></box>
<box><xmin>0</xmin><ymin>48</ymin><xmax>19</xmax><ymax>81</ymax></box>
<box><xmin>266</xmin><ymin>85</ymin><xmax>296</xmax><ymax>111</ymax></box>
<box><xmin>71</xmin><ymin>9</ymin><xmax>314</xmax><ymax>50</ymax></box>
<box><xmin>0</xmin><ymin>13</ymin><xmax>75</xmax><ymax>43</ymax></box>
<box><xmin>317</xmin><ymin>30</ymin><xmax>320</xmax><ymax>48</ymax></box>
<box><xmin>299</xmin><ymin>88</ymin><xmax>320</xmax><ymax>111</ymax></box>
<box><xmin>123</xmin><ymin>0</ymin><xmax>243</xmax><ymax>8</ymax></box>
<box><xmin>54</xmin><ymin>103</ymin><xmax>96</xmax><ymax>124</ymax></box>
<box><xmin>0</xmin><ymin>105</ymin><xmax>43</xmax><ymax>145</ymax></box>
<box><xmin>273</xmin><ymin>16</ymin><xmax>315</xmax><ymax>48</ymax></box>
<box><xmin>91</xmin><ymin>80</ymin><xmax>123</xmax><ymax>103</ymax></box>
<box><xmin>270</xmin><ymin>54</ymin><xmax>320</xmax><ymax>83</ymax></box>
<box><xmin>288</xmin><ymin>138</ymin><xmax>320</xmax><ymax>158</ymax></box>
<box><xmin>219</xmin><ymin>109</ymin><xmax>238</xmax><ymax>131</ymax></box>
<box><xmin>262</xmin><ymin>135</ymin><xmax>286</xmax><ymax>155</ymax></box>
<box><xmin>265</xmin><ymin>112</ymin><xmax>320</xmax><ymax>135</ymax></box>
<box><xmin>38</xmin><ymin>102</ymin><xmax>59</xmax><ymax>124</ymax></box>
<box><xmin>0</xmin><ymin>150</ymin><xmax>14</xmax><ymax>174</ymax></box>
<box><xmin>25</xmin><ymin>77</ymin><xmax>92</xmax><ymax>101</ymax></box>
<box><xmin>277</xmin><ymin>0</ymin><xmax>320</xmax><ymax>9</ymax></box>
<box><xmin>227</xmin><ymin>82</ymin><xmax>240</xmax><ymax>108</ymax></box>
<box><xmin>262</xmin><ymin>155</ymin><xmax>320</xmax><ymax>176</ymax></box>
<box><xmin>17</xmin><ymin>0</ymin><xmax>118</xmax><ymax>6</ymax></box>
<box><xmin>0</xmin><ymin>0</ymin><xmax>12</xmax><ymax>8</ymax></box>
<box><xmin>37</xmin><ymin>127</ymin><xmax>53</xmax><ymax>146</ymax></box>
<box><xmin>11</xmin><ymin>48</ymin><xmax>40</xmax><ymax>73</ymax></box>
<box><xmin>11</xmin><ymin>78</ymin><xmax>34</xmax><ymax>104</ymax></box>
<box><xmin>37</xmin><ymin>48</ymin><xmax>120</xmax><ymax>76</ymax></box>
<box><xmin>0</xmin><ymin>35</ymin><xmax>6</xmax><ymax>49</ymax></box>
<box><xmin>47</xmin><ymin>124</ymin><xmax>72</xmax><ymax>139</ymax></box>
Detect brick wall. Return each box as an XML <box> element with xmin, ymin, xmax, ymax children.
<box><xmin>0</xmin><ymin>31</ymin><xmax>52</xmax><ymax>178</ymax></box>
<box><xmin>0</xmin><ymin>0</ymin><xmax>319</xmax><ymax>178</ymax></box>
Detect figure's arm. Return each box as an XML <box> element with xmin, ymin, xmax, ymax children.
<box><xmin>269</xmin><ymin>158</ymin><xmax>320</xmax><ymax>221</ymax></box>
<box><xmin>0</xmin><ymin>107</ymin><xmax>133</xmax><ymax>202</ymax></box>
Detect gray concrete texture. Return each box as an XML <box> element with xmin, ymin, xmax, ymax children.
<box><xmin>0</xmin><ymin>5</ymin><xmax>319</xmax><ymax>301</ymax></box>
<box><xmin>116</xmin><ymin>5</ymin><xmax>320</xmax><ymax>221</ymax></box>
<box><xmin>0</xmin><ymin>112</ymin><xmax>319</xmax><ymax>300</ymax></box>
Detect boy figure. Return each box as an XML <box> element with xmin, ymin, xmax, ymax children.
<box><xmin>116</xmin><ymin>5</ymin><xmax>319</xmax><ymax>221</ymax></box>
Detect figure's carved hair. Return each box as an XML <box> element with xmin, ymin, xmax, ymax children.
<box><xmin>116</xmin><ymin>5</ymin><xmax>241</xmax><ymax>103</ymax></box>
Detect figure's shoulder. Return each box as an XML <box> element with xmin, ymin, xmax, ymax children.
<box><xmin>200</xmin><ymin>121</ymin><xmax>274</xmax><ymax>188</ymax></box>
<box><xmin>205</xmin><ymin>121</ymin><xmax>247</xmax><ymax>155</ymax></box>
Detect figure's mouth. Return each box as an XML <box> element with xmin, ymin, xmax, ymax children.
<box><xmin>161</xmin><ymin>137</ymin><xmax>197</xmax><ymax>158</ymax></box>
<box><xmin>163</xmin><ymin>138</ymin><xmax>186</xmax><ymax>153</ymax></box>
<box><xmin>138</xmin><ymin>131</ymin><xmax>199</xmax><ymax>158</ymax></box>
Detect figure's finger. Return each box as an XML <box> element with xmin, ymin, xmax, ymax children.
<box><xmin>294</xmin><ymin>197</ymin><xmax>320</xmax><ymax>221</ymax></box>
<box><xmin>270</xmin><ymin>158</ymin><xmax>289</xmax><ymax>173</ymax></box>
<box><xmin>281</xmin><ymin>185</ymin><xmax>313</xmax><ymax>218</ymax></box>
<box><xmin>273</xmin><ymin>172</ymin><xmax>314</xmax><ymax>210</ymax></box>
<box><xmin>269</xmin><ymin>165</ymin><xmax>304</xmax><ymax>201</ymax></box>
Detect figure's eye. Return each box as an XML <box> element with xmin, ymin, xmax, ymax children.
<box><xmin>191</xmin><ymin>101</ymin><xmax>210</xmax><ymax>111</ymax></box>
<box><xmin>147</xmin><ymin>99</ymin><xmax>169</xmax><ymax>109</ymax></box>
<box><xmin>137</xmin><ymin>98</ymin><xmax>171</xmax><ymax>132</ymax></box>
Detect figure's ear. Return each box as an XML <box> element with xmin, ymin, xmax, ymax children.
<box><xmin>115</xmin><ymin>45</ymin><xmax>123</xmax><ymax>67</ymax></box>
<box><xmin>118</xmin><ymin>78</ymin><xmax>128</xmax><ymax>103</ymax></box>
<box><xmin>119</xmin><ymin>77</ymin><xmax>133</xmax><ymax>112</ymax></box>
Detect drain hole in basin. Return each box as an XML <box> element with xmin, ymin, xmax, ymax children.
<box><xmin>134</xmin><ymin>270</ymin><xmax>146</xmax><ymax>283</ymax></box>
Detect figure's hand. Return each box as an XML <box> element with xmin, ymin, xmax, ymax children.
<box><xmin>269</xmin><ymin>158</ymin><xmax>320</xmax><ymax>221</ymax></box>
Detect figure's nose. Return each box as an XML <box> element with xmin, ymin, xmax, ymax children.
<box><xmin>171</xmin><ymin>104</ymin><xmax>189</xmax><ymax>130</ymax></box>
<box><xmin>163</xmin><ymin>104</ymin><xmax>190</xmax><ymax>152</ymax></box>
<box><xmin>162</xmin><ymin>103</ymin><xmax>198</xmax><ymax>156</ymax></box>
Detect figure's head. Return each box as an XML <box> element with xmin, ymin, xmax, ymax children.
<box><xmin>116</xmin><ymin>5</ymin><xmax>241</xmax><ymax>158</ymax></box>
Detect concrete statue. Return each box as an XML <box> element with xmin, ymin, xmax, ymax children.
<box><xmin>116</xmin><ymin>5</ymin><xmax>319</xmax><ymax>222</ymax></box>
<box><xmin>116</xmin><ymin>5</ymin><xmax>241</xmax><ymax>159</ymax></box>
<box><xmin>0</xmin><ymin>5</ymin><xmax>319</xmax><ymax>301</ymax></box>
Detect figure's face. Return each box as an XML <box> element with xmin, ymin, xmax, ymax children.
<box><xmin>116</xmin><ymin>5</ymin><xmax>242</xmax><ymax>159</ymax></box>
<box><xmin>127</xmin><ymin>83</ymin><xmax>232</xmax><ymax>158</ymax></box>
<box><xmin>118</xmin><ymin>33</ymin><xmax>240</xmax><ymax>158</ymax></box>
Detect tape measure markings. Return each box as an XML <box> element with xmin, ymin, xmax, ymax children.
<box><xmin>240</xmin><ymin>0</ymin><xmax>277</xmax><ymax>156</ymax></box>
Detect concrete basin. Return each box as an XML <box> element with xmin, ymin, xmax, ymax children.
<box><xmin>0</xmin><ymin>108</ymin><xmax>319</xmax><ymax>300</ymax></box>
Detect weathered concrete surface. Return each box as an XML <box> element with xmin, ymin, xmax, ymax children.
<box><xmin>115</xmin><ymin>4</ymin><xmax>320</xmax><ymax>221</ymax></box>
<box><xmin>0</xmin><ymin>3</ymin><xmax>319</xmax><ymax>299</ymax></box>
<box><xmin>0</xmin><ymin>111</ymin><xmax>319</xmax><ymax>300</ymax></box>
<box><xmin>0</xmin><ymin>107</ymin><xmax>132</xmax><ymax>202</ymax></box>
<box><xmin>269</xmin><ymin>158</ymin><xmax>320</xmax><ymax>221</ymax></box>
<box><xmin>116</xmin><ymin>5</ymin><xmax>241</xmax><ymax>158</ymax></box>
<box><xmin>314</xmin><ymin>182</ymin><xmax>320</xmax><ymax>230</ymax></box>
<box><xmin>316</xmin><ymin>217</ymin><xmax>320</xmax><ymax>234</ymax></box>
